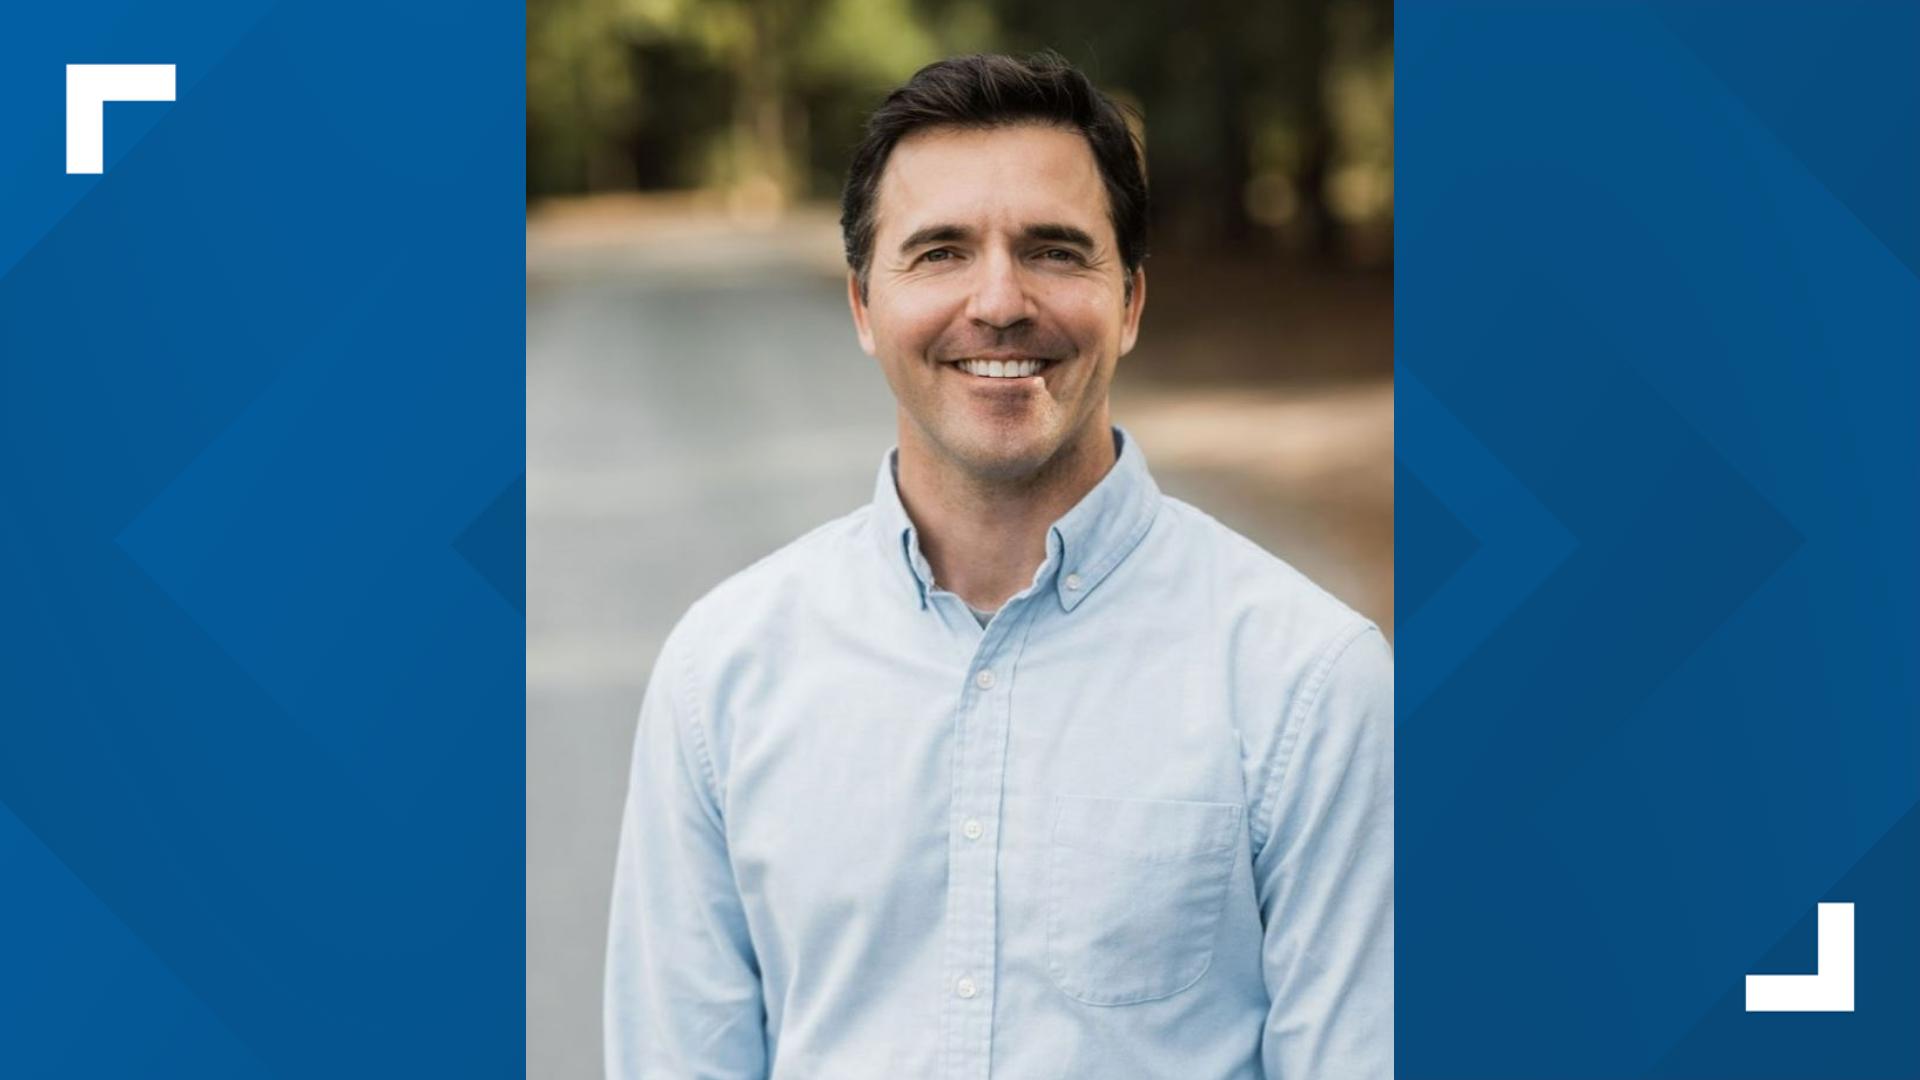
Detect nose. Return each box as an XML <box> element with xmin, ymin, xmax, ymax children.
<box><xmin>964</xmin><ymin>248</ymin><xmax>1035</xmax><ymax>330</ymax></box>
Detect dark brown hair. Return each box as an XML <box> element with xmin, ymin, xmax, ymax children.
<box><xmin>840</xmin><ymin>51</ymin><xmax>1149</xmax><ymax>301</ymax></box>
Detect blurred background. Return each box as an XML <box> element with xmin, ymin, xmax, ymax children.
<box><xmin>528</xmin><ymin>2</ymin><xmax>1391</xmax><ymax>1075</ymax></box>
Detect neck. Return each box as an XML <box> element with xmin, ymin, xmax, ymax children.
<box><xmin>896</xmin><ymin>414</ymin><xmax>1117</xmax><ymax>612</ymax></box>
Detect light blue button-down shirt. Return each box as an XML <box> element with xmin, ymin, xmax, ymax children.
<box><xmin>606</xmin><ymin>426</ymin><xmax>1393</xmax><ymax>1079</ymax></box>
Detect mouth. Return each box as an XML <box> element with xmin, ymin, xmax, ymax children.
<box><xmin>944</xmin><ymin>357</ymin><xmax>1062</xmax><ymax>380</ymax></box>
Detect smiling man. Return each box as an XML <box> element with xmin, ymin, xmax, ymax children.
<box><xmin>606</xmin><ymin>52</ymin><xmax>1393</xmax><ymax>1080</ymax></box>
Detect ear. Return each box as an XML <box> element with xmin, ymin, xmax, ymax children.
<box><xmin>1117</xmin><ymin>267</ymin><xmax>1147</xmax><ymax>358</ymax></box>
<box><xmin>848</xmin><ymin>271</ymin><xmax>877</xmax><ymax>356</ymax></box>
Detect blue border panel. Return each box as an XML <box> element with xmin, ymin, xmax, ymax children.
<box><xmin>1399</xmin><ymin>3</ymin><xmax>1919</xmax><ymax>1077</ymax></box>
<box><xmin>1</xmin><ymin>3</ymin><xmax>524</xmax><ymax>1077</ymax></box>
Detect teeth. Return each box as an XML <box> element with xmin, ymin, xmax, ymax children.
<box><xmin>958</xmin><ymin>358</ymin><xmax>1046</xmax><ymax>378</ymax></box>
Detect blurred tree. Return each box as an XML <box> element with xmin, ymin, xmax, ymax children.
<box><xmin>528</xmin><ymin>0</ymin><xmax>642</xmax><ymax>192</ymax></box>
<box><xmin>952</xmin><ymin>0</ymin><xmax>1390</xmax><ymax>257</ymax></box>
<box><xmin>530</xmin><ymin>0</ymin><xmax>949</xmax><ymax>201</ymax></box>
<box><xmin>526</xmin><ymin>0</ymin><xmax>1392</xmax><ymax>265</ymax></box>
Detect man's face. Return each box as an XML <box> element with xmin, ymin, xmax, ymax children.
<box><xmin>849</xmin><ymin>123</ymin><xmax>1146</xmax><ymax>484</ymax></box>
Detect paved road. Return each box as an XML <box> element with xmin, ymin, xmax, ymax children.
<box><xmin>527</xmin><ymin>210</ymin><xmax>1391</xmax><ymax>1080</ymax></box>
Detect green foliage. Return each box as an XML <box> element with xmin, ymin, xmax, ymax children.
<box><xmin>527</xmin><ymin>0</ymin><xmax>1394</xmax><ymax>263</ymax></box>
<box><xmin>798</xmin><ymin>0</ymin><xmax>945</xmax><ymax>85</ymax></box>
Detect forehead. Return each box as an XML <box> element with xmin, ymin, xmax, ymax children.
<box><xmin>874</xmin><ymin>123</ymin><xmax>1112</xmax><ymax>242</ymax></box>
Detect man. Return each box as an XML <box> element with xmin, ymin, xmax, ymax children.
<box><xmin>606</xmin><ymin>52</ymin><xmax>1392</xmax><ymax>1079</ymax></box>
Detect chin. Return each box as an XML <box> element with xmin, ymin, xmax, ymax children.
<box><xmin>948</xmin><ymin>430</ymin><xmax>1061</xmax><ymax>483</ymax></box>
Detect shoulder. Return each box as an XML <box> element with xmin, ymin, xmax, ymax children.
<box><xmin>1147</xmin><ymin>497</ymin><xmax>1394</xmax><ymax>857</ymax></box>
<box><xmin>1145</xmin><ymin>495</ymin><xmax>1391</xmax><ymax>847</ymax></box>
<box><xmin>1150</xmin><ymin>493</ymin><xmax>1384</xmax><ymax>665</ymax></box>
<box><xmin>659</xmin><ymin>503</ymin><xmax>874</xmax><ymax>675</ymax></box>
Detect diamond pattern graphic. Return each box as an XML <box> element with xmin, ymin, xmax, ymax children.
<box><xmin>0</xmin><ymin>2</ymin><xmax>524</xmax><ymax>1077</ymax></box>
<box><xmin>1394</xmin><ymin>461</ymin><xmax>1478</xmax><ymax>621</ymax></box>
<box><xmin>1397</xmin><ymin>3</ymin><xmax>1919</xmax><ymax>1077</ymax></box>
<box><xmin>455</xmin><ymin>473</ymin><xmax>527</xmax><ymax>616</ymax></box>
<box><xmin>1394</xmin><ymin>370</ymin><xmax>1575</xmax><ymax>712</ymax></box>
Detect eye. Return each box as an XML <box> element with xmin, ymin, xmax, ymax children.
<box><xmin>1039</xmin><ymin>248</ymin><xmax>1084</xmax><ymax>264</ymax></box>
<box><xmin>918</xmin><ymin>248</ymin><xmax>956</xmax><ymax>265</ymax></box>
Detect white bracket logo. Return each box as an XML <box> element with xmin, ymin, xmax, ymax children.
<box><xmin>1745</xmin><ymin>902</ymin><xmax>1854</xmax><ymax>1012</ymax></box>
<box><xmin>66</xmin><ymin>64</ymin><xmax>176</xmax><ymax>174</ymax></box>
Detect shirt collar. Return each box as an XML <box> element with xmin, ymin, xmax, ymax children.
<box><xmin>867</xmin><ymin>425</ymin><xmax>1162</xmax><ymax>613</ymax></box>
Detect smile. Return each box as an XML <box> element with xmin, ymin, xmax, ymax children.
<box><xmin>951</xmin><ymin>357</ymin><xmax>1056</xmax><ymax>378</ymax></box>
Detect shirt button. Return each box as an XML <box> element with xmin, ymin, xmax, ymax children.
<box><xmin>956</xmin><ymin>976</ymin><xmax>977</xmax><ymax>999</ymax></box>
<box><xmin>962</xmin><ymin>819</ymin><xmax>984</xmax><ymax>841</ymax></box>
<box><xmin>1064</xmin><ymin>572</ymin><xmax>1083</xmax><ymax>590</ymax></box>
<box><xmin>974</xmin><ymin>669</ymin><xmax>995</xmax><ymax>690</ymax></box>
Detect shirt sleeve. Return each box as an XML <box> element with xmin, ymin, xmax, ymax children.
<box><xmin>604</xmin><ymin>630</ymin><xmax>769</xmax><ymax>1079</ymax></box>
<box><xmin>1255</xmin><ymin>624</ymin><xmax>1395</xmax><ymax>1080</ymax></box>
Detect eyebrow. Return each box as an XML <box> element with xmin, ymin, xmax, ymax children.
<box><xmin>1022</xmin><ymin>223</ymin><xmax>1097</xmax><ymax>250</ymax></box>
<box><xmin>898</xmin><ymin>224</ymin><xmax>972</xmax><ymax>254</ymax></box>
<box><xmin>896</xmin><ymin>222</ymin><xmax>1099</xmax><ymax>255</ymax></box>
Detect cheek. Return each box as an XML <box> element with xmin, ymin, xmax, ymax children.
<box><xmin>1085</xmin><ymin>294</ymin><xmax>1112</xmax><ymax>333</ymax></box>
<box><xmin>873</xmin><ymin>293</ymin><xmax>955</xmax><ymax>352</ymax></box>
<box><xmin>1049</xmin><ymin>285</ymin><xmax>1122</xmax><ymax>347</ymax></box>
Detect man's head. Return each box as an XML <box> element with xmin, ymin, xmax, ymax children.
<box><xmin>841</xmin><ymin>52</ymin><xmax>1149</xmax><ymax>485</ymax></box>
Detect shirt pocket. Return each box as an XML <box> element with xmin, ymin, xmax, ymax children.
<box><xmin>1044</xmin><ymin>794</ymin><xmax>1244</xmax><ymax>1006</ymax></box>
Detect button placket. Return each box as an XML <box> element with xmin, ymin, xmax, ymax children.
<box><xmin>941</xmin><ymin>602</ymin><xmax>1037</xmax><ymax>1080</ymax></box>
